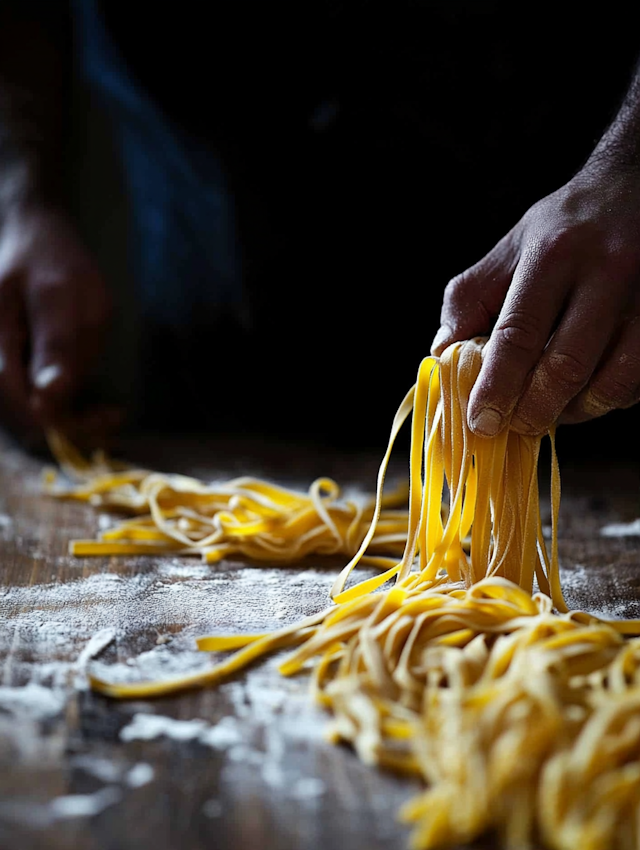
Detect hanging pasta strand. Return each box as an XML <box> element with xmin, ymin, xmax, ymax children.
<box><xmin>47</xmin><ymin>338</ymin><xmax>640</xmax><ymax>850</ymax></box>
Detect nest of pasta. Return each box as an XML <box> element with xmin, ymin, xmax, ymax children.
<box><xmin>47</xmin><ymin>339</ymin><xmax>640</xmax><ymax>850</ymax></box>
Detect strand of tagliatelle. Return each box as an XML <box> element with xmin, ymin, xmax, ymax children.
<box><xmin>47</xmin><ymin>338</ymin><xmax>640</xmax><ymax>850</ymax></box>
<box><xmin>45</xmin><ymin>432</ymin><xmax>411</xmax><ymax>566</ymax></box>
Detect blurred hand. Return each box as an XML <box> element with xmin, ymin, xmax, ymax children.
<box><xmin>0</xmin><ymin>204</ymin><xmax>115</xmax><ymax>442</ymax></box>
<box><xmin>431</xmin><ymin>163</ymin><xmax>640</xmax><ymax>436</ymax></box>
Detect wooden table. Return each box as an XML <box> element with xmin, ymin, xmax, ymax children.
<box><xmin>1</xmin><ymin>429</ymin><xmax>640</xmax><ymax>850</ymax></box>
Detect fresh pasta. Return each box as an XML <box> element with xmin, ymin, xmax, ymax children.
<box><xmin>47</xmin><ymin>339</ymin><xmax>640</xmax><ymax>850</ymax></box>
<box><xmin>45</xmin><ymin>430</ymin><xmax>410</xmax><ymax>566</ymax></box>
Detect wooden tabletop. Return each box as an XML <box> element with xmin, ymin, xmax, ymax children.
<box><xmin>1</xmin><ymin>428</ymin><xmax>640</xmax><ymax>850</ymax></box>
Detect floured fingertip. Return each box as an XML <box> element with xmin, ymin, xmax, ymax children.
<box><xmin>33</xmin><ymin>364</ymin><xmax>63</xmax><ymax>391</ymax></box>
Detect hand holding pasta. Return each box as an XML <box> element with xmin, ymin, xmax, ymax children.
<box><xmin>47</xmin><ymin>338</ymin><xmax>640</xmax><ymax>850</ymax></box>
<box><xmin>432</xmin><ymin>162</ymin><xmax>640</xmax><ymax>438</ymax></box>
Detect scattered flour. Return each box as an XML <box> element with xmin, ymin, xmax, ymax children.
<box><xmin>199</xmin><ymin>716</ymin><xmax>244</xmax><ymax>749</ymax></box>
<box><xmin>70</xmin><ymin>754</ymin><xmax>122</xmax><ymax>784</ymax></box>
<box><xmin>217</xmin><ymin>663</ymin><xmax>331</xmax><ymax>796</ymax></box>
<box><xmin>120</xmin><ymin>713</ymin><xmax>244</xmax><ymax>751</ymax></box>
<box><xmin>69</xmin><ymin>754</ymin><xmax>154</xmax><ymax>789</ymax></box>
<box><xmin>0</xmin><ymin>787</ymin><xmax>121</xmax><ymax>828</ymax></box>
<box><xmin>157</xmin><ymin>560</ymin><xmax>213</xmax><ymax>580</ymax></box>
<box><xmin>2</xmin><ymin>527</ymin><xmax>369</xmax><ymax>808</ymax></box>
<box><xmin>290</xmin><ymin>777</ymin><xmax>326</xmax><ymax>799</ymax></box>
<box><xmin>559</xmin><ymin>563</ymin><xmax>639</xmax><ymax>620</ymax></box>
<box><xmin>49</xmin><ymin>787</ymin><xmax>121</xmax><ymax>819</ymax></box>
<box><xmin>1</xmin><ymin>564</ymin><xmax>337</xmax><ymax>711</ymax></box>
<box><xmin>600</xmin><ymin>518</ymin><xmax>640</xmax><ymax>537</ymax></box>
<box><xmin>0</xmin><ymin>683</ymin><xmax>65</xmax><ymax>720</ymax></box>
<box><xmin>117</xmin><ymin>666</ymin><xmax>329</xmax><ymax>801</ymax></box>
<box><xmin>202</xmin><ymin>798</ymin><xmax>223</xmax><ymax>817</ymax></box>
<box><xmin>126</xmin><ymin>762</ymin><xmax>155</xmax><ymax>787</ymax></box>
<box><xmin>0</xmin><ymin>628</ymin><xmax>117</xmax><ymax>723</ymax></box>
<box><xmin>74</xmin><ymin>627</ymin><xmax>116</xmax><ymax>690</ymax></box>
<box><xmin>98</xmin><ymin>514</ymin><xmax>116</xmax><ymax>531</ymax></box>
<box><xmin>120</xmin><ymin>714</ymin><xmax>210</xmax><ymax>743</ymax></box>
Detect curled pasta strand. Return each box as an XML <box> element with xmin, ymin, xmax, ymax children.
<box><xmin>47</xmin><ymin>339</ymin><xmax>640</xmax><ymax>850</ymax></box>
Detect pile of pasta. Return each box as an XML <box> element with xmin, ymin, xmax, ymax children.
<box><xmin>48</xmin><ymin>339</ymin><xmax>640</xmax><ymax>850</ymax></box>
<box><xmin>45</xmin><ymin>431</ymin><xmax>410</xmax><ymax>566</ymax></box>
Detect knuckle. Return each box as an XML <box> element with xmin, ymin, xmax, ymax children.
<box><xmin>493</xmin><ymin>310</ymin><xmax>544</xmax><ymax>354</ymax></box>
<box><xmin>441</xmin><ymin>273</ymin><xmax>468</xmax><ymax>317</ymax></box>
<box><xmin>542</xmin><ymin>350</ymin><xmax>591</xmax><ymax>389</ymax></box>
<box><xmin>443</xmin><ymin>268</ymin><xmax>482</xmax><ymax>308</ymax></box>
<box><xmin>590</xmin><ymin>365</ymin><xmax>640</xmax><ymax>410</ymax></box>
<box><xmin>590</xmin><ymin>382</ymin><xmax>636</xmax><ymax>410</ymax></box>
<box><xmin>442</xmin><ymin>270</ymin><xmax>493</xmax><ymax>331</ymax></box>
<box><xmin>616</xmin><ymin>346</ymin><xmax>640</xmax><ymax>374</ymax></box>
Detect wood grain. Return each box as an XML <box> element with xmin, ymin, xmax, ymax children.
<box><xmin>1</xmin><ymin>428</ymin><xmax>639</xmax><ymax>850</ymax></box>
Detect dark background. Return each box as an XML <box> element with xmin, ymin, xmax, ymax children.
<box><xmin>59</xmin><ymin>2</ymin><xmax>640</xmax><ymax>457</ymax></box>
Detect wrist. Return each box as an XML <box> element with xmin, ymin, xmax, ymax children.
<box><xmin>583</xmin><ymin>71</ymin><xmax>640</xmax><ymax>177</ymax></box>
<box><xmin>584</xmin><ymin>141</ymin><xmax>640</xmax><ymax>178</ymax></box>
<box><xmin>570</xmin><ymin>148</ymin><xmax>640</xmax><ymax>201</ymax></box>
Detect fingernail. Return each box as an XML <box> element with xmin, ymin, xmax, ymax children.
<box><xmin>33</xmin><ymin>364</ymin><xmax>62</xmax><ymax>390</ymax></box>
<box><xmin>431</xmin><ymin>325</ymin><xmax>452</xmax><ymax>355</ymax></box>
<box><xmin>469</xmin><ymin>407</ymin><xmax>503</xmax><ymax>437</ymax></box>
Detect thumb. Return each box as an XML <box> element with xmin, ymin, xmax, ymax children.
<box><xmin>30</xmin><ymin>353</ymin><xmax>77</xmax><ymax>425</ymax></box>
<box><xmin>28</xmin><ymin>290</ymin><xmax>80</xmax><ymax>423</ymax></box>
<box><xmin>431</xmin><ymin>231</ymin><xmax>519</xmax><ymax>355</ymax></box>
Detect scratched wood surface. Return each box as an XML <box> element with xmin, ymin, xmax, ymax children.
<box><xmin>1</xmin><ymin>427</ymin><xmax>640</xmax><ymax>850</ymax></box>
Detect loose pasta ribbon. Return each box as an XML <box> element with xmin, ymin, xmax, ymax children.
<box><xmin>48</xmin><ymin>339</ymin><xmax>640</xmax><ymax>850</ymax></box>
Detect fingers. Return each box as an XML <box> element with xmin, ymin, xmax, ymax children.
<box><xmin>508</xmin><ymin>275</ymin><xmax>630</xmax><ymax>434</ymax></box>
<box><xmin>27</xmin><ymin>268</ymin><xmax>110</xmax><ymax>425</ymax></box>
<box><xmin>433</xmin><ymin>172</ymin><xmax>640</xmax><ymax>434</ymax></box>
<box><xmin>0</xmin><ymin>207</ymin><xmax>113</xmax><ymax>437</ymax></box>
<box><xmin>561</xmin><ymin>316</ymin><xmax>640</xmax><ymax>425</ymax></box>
<box><xmin>466</xmin><ymin>243</ymin><xmax>573</xmax><ymax>436</ymax></box>
<box><xmin>28</xmin><ymin>284</ymin><xmax>79</xmax><ymax>420</ymax></box>
<box><xmin>430</xmin><ymin>231</ymin><xmax>519</xmax><ymax>356</ymax></box>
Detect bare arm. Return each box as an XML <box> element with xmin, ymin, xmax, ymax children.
<box><xmin>432</xmin><ymin>56</ymin><xmax>640</xmax><ymax>437</ymax></box>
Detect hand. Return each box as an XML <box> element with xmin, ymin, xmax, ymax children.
<box><xmin>0</xmin><ymin>204</ymin><xmax>113</xmax><ymax>440</ymax></box>
<box><xmin>431</xmin><ymin>163</ymin><xmax>640</xmax><ymax>436</ymax></box>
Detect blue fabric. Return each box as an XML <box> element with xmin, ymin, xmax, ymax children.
<box><xmin>71</xmin><ymin>0</ymin><xmax>242</xmax><ymax>329</ymax></box>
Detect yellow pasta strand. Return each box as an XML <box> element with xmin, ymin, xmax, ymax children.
<box><xmin>46</xmin><ymin>431</ymin><xmax>410</xmax><ymax>565</ymax></box>
<box><xmin>47</xmin><ymin>339</ymin><xmax>640</xmax><ymax>850</ymax></box>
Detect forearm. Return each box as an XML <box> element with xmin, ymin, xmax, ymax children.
<box><xmin>0</xmin><ymin>8</ymin><xmax>69</xmax><ymax>217</ymax></box>
<box><xmin>585</xmin><ymin>56</ymin><xmax>640</xmax><ymax>174</ymax></box>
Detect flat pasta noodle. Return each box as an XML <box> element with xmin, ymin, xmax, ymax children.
<box><xmin>46</xmin><ymin>431</ymin><xmax>411</xmax><ymax>566</ymax></box>
<box><xmin>48</xmin><ymin>339</ymin><xmax>640</xmax><ymax>850</ymax></box>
